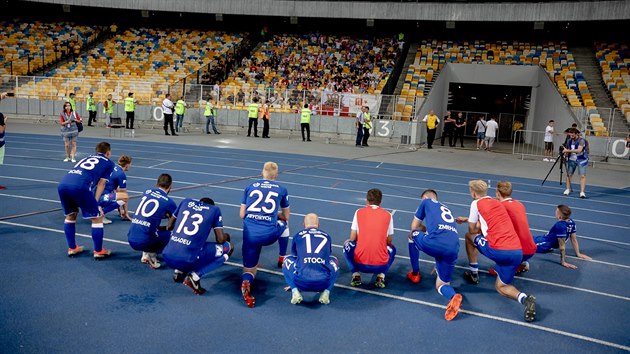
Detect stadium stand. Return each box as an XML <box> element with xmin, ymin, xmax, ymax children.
<box><xmin>217</xmin><ymin>33</ymin><xmax>399</xmax><ymax>111</ymax></box>
<box><xmin>595</xmin><ymin>43</ymin><xmax>630</xmax><ymax>126</ymax></box>
<box><xmin>393</xmin><ymin>40</ymin><xmax>594</xmax><ymax>121</ymax></box>
<box><xmin>0</xmin><ymin>20</ymin><xmax>100</xmax><ymax>76</ymax></box>
<box><xmin>16</xmin><ymin>28</ymin><xmax>243</xmax><ymax>103</ymax></box>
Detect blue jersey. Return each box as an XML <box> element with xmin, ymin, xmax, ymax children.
<box><xmin>242</xmin><ymin>179</ymin><xmax>289</xmax><ymax>228</ymax></box>
<box><xmin>291</xmin><ymin>228</ymin><xmax>336</xmax><ymax>281</ymax></box>
<box><xmin>59</xmin><ymin>153</ymin><xmax>114</xmax><ymax>191</ymax></box>
<box><xmin>103</xmin><ymin>165</ymin><xmax>127</xmax><ymax>194</ymax></box>
<box><xmin>414</xmin><ymin>198</ymin><xmax>459</xmax><ymax>246</ymax></box>
<box><xmin>163</xmin><ymin>198</ymin><xmax>224</xmax><ymax>263</ymax></box>
<box><xmin>534</xmin><ymin>219</ymin><xmax>576</xmax><ymax>249</ymax></box>
<box><xmin>128</xmin><ymin>188</ymin><xmax>177</xmax><ymax>242</ymax></box>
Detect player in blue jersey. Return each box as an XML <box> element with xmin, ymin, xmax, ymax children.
<box><xmin>127</xmin><ymin>174</ymin><xmax>177</xmax><ymax>269</ymax></box>
<box><xmin>163</xmin><ymin>197</ymin><xmax>233</xmax><ymax>295</ymax></box>
<box><xmin>407</xmin><ymin>189</ymin><xmax>462</xmax><ymax>321</ymax></box>
<box><xmin>240</xmin><ymin>161</ymin><xmax>291</xmax><ymax>308</ymax></box>
<box><xmin>98</xmin><ymin>155</ymin><xmax>132</xmax><ymax>224</ymax></box>
<box><xmin>282</xmin><ymin>213</ymin><xmax>339</xmax><ymax>305</ymax></box>
<box><xmin>57</xmin><ymin>142</ymin><xmax>115</xmax><ymax>258</ymax></box>
<box><xmin>534</xmin><ymin>204</ymin><xmax>591</xmax><ymax>269</ymax></box>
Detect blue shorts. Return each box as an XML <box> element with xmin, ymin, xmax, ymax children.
<box><xmin>343</xmin><ymin>240</ymin><xmax>396</xmax><ymax>274</ymax></box>
<box><xmin>411</xmin><ymin>231</ymin><xmax>459</xmax><ymax>283</ymax></box>
<box><xmin>566</xmin><ymin>159</ymin><xmax>587</xmax><ymax>176</ymax></box>
<box><xmin>164</xmin><ymin>242</ymin><xmax>230</xmax><ymax>275</ymax></box>
<box><xmin>242</xmin><ymin>220</ymin><xmax>287</xmax><ymax>268</ymax></box>
<box><xmin>128</xmin><ymin>229</ymin><xmax>171</xmax><ymax>253</ymax></box>
<box><xmin>98</xmin><ymin>191</ymin><xmax>123</xmax><ymax>212</ymax></box>
<box><xmin>474</xmin><ymin>235</ymin><xmax>522</xmax><ymax>285</ymax></box>
<box><xmin>58</xmin><ymin>184</ymin><xmax>100</xmax><ymax>219</ymax></box>
<box><xmin>477</xmin><ymin>132</ymin><xmax>485</xmax><ymax>140</ymax></box>
<box><xmin>282</xmin><ymin>255</ymin><xmax>339</xmax><ymax>292</ymax></box>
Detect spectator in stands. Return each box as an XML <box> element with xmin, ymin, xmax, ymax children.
<box><xmin>484</xmin><ymin>116</ymin><xmax>499</xmax><ymax>152</ymax></box>
<box><xmin>175</xmin><ymin>96</ymin><xmax>187</xmax><ymax>133</ymax></box>
<box><xmin>0</xmin><ymin>109</ymin><xmax>7</xmax><ymax>190</ymax></box>
<box><xmin>422</xmin><ymin>110</ymin><xmax>439</xmax><ymax>149</ymax></box>
<box><xmin>441</xmin><ymin>111</ymin><xmax>455</xmax><ymax>147</ymax></box>
<box><xmin>124</xmin><ymin>92</ymin><xmax>137</xmax><ymax>130</ymax></box>
<box><xmin>204</xmin><ymin>97</ymin><xmax>220</xmax><ymax>135</ymax></box>
<box><xmin>103</xmin><ymin>94</ymin><xmax>115</xmax><ymax>127</ymax></box>
<box><xmin>474</xmin><ymin>116</ymin><xmax>487</xmax><ymax>150</ymax></box>
<box><xmin>237</xmin><ymin>89</ymin><xmax>245</xmax><ymax>105</ymax></box>
<box><xmin>162</xmin><ymin>94</ymin><xmax>176</xmax><ymax>136</ymax></box>
<box><xmin>59</xmin><ymin>101</ymin><xmax>81</xmax><ymax>163</ymax></box>
<box><xmin>454</xmin><ymin>112</ymin><xmax>466</xmax><ymax>148</ymax></box>
<box><xmin>86</xmin><ymin>92</ymin><xmax>97</xmax><ymax>127</ymax></box>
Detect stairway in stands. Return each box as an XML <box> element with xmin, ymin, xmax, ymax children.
<box><xmin>378</xmin><ymin>43</ymin><xmax>417</xmax><ymax>118</ymax></box>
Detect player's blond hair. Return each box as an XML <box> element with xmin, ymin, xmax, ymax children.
<box><xmin>468</xmin><ymin>179</ymin><xmax>488</xmax><ymax>197</ymax></box>
<box><xmin>496</xmin><ymin>181</ymin><xmax>512</xmax><ymax>198</ymax></box>
<box><xmin>262</xmin><ymin>161</ymin><xmax>278</xmax><ymax>180</ymax></box>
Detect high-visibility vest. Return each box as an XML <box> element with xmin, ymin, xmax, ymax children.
<box><xmin>248</xmin><ymin>103</ymin><xmax>259</xmax><ymax>118</ymax></box>
<box><xmin>426</xmin><ymin>114</ymin><xmax>438</xmax><ymax>129</ymax></box>
<box><xmin>124</xmin><ymin>97</ymin><xmax>135</xmax><ymax>112</ymax></box>
<box><xmin>68</xmin><ymin>97</ymin><xmax>76</xmax><ymax>111</ymax></box>
<box><xmin>300</xmin><ymin>108</ymin><xmax>311</xmax><ymax>124</ymax></box>
<box><xmin>364</xmin><ymin>112</ymin><xmax>372</xmax><ymax>129</ymax></box>
<box><xmin>175</xmin><ymin>100</ymin><xmax>186</xmax><ymax>115</ymax></box>
<box><xmin>204</xmin><ymin>102</ymin><xmax>215</xmax><ymax>117</ymax></box>
<box><xmin>87</xmin><ymin>97</ymin><xmax>96</xmax><ymax>112</ymax></box>
<box><xmin>103</xmin><ymin>99</ymin><xmax>113</xmax><ymax>114</ymax></box>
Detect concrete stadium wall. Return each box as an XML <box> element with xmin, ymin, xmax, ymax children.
<box><xmin>27</xmin><ymin>0</ymin><xmax>630</xmax><ymax>21</ymax></box>
<box><xmin>416</xmin><ymin>63</ymin><xmax>577</xmax><ymax>145</ymax></box>
<box><xmin>0</xmin><ymin>98</ymin><xmax>415</xmax><ymax>144</ymax></box>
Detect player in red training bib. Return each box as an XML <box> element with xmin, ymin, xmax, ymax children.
<box><xmin>456</xmin><ymin>180</ymin><xmax>536</xmax><ymax>322</ymax></box>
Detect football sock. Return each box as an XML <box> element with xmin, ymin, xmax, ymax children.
<box><xmin>438</xmin><ymin>284</ymin><xmax>456</xmax><ymax>300</ymax></box>
<box><xmin>64</xmin><ymin>220</ymin><xmax>76</xmax><ymax>249</ymax></box>
<box><xmin>469</xmin><ymin>262</ymin><xmax>479</xmax><ymax>274</ymax></box>
<box><xmin>92</xmin><ymin>223</ymin><xmax>104</xmax><ymax>252</ymax></box>
<box><xmin>242</xmin><ymin>272</ymin><xmax>255</xmax><ymax>284</ymax></box>
<box><xmin>278</xmin><ymin>236</ymin><xmax>289</xmax><ymax>256</ymax></box>
<box><xmin>517</xmin><ymin>292</ymin><xmax>527</xmax><ymax>304</ymax></box>
<box><xmin>196</xmin><ymin>256</ymin><xmax>226</xmax><ymax>278</ymax></box>
<box><xmin>408</xmin><ymin>240</ymin><xmax>420</xmax><ymax>273</ymax></box>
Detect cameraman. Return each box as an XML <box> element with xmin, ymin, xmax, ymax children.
<box><xmin>562</xmin><ymin>128</ymin><xmax>588</xmax><ymax>199</ymax></box>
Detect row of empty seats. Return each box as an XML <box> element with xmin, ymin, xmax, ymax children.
<box><xmin>0</xmin><ymin>20</ymin><xmax>100</xmax><ymax>76</ymax></box>
<box><xmin>17</xmin><ymin>28</ymin><xmax>243</xmax><ymax>103</ymax></box>
<box><xmin>596</xmin><ymin>43</ymin><xmax>630</xmax><ymax>126</ymax></box>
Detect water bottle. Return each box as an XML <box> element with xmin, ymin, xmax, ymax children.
<box><xmin>487</xmin><ymin>179</ymin><xmax>491</xmax><ymax>188</ymax></box>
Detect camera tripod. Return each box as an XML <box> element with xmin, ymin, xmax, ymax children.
<box><xmin>542</xmin><ymin>151</ymin><xmax>566</xmax><ymax>186</ymax></box>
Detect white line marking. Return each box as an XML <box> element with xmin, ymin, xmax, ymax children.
<box><xmin>0</xmin><ymin>219</ymin><xmax>626</xmax><ymax>351</ymax></box>
<box><xmin>376</xmin><ymin>162</ymin><xmax>383</xmax><ymax>168</ymax></box>
<box><xmin>391</xmin><ymin>209</ymin><xmax>397</xmax><ymax>216</ymax></box>
<box><xmin>148</xmin><ymin>161</ymin><xmax>171</xmax><ymax>168</ymax></box>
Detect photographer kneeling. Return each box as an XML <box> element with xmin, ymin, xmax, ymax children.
<box><xmin>562</xmin><ymin>128</ymin><xmax>588</xmax><ymax>199</ymax></box>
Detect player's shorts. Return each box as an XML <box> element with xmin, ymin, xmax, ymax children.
<box><xmin>128</xmin><ymin>229</ymin><xmax>171</xmax><ymax>253</ymax></box>
<box><xmin>164</xmin><ymin>241</ymin><xmax>231</xmax><ymax>274</ymax></box>
<box><xmin>476</xmin><ymin>132</ymin><xmax>485</xmax><ymax>140</ymax></box>
<box><xmin>242</xmin><ymin>220</ymin><xmax>287</xmax><ymax>268</ymax></box>
<box><xmin>473</xmin><ymin>235</ymin><xmax>522</xmax><ymax>285</ymax></box>
<box><xmin>58</xmin><ymin>184</ymin><xmax>100</xmax><ymax>219</ymax></box>
<box><xmin>411</xmin><ymin>231</ymin><xmax>459</xmax><ymax>283</ymax></box>
<box><xmin>544</xmin><ymin>141</ymin><xmax>554</xmax><ymax>151</ymax></box>
<box><xmin>566</xmin><ymin>159</ymin><xmax>587</xmax><ymax>176</ymax></box>
<box><xmin>283</xmin><ymin>255</ymin><xmax>339</xmax><ymax>292</ymax></box>
<box><xmin>98</xmin><ymin>191</ymin><xmax>124</xmax><ymax>211</ymax></box>
<box><xmin>343</xmin><ymin>240</ymin><xmax>396</xmax><ymax>274</ymax></box>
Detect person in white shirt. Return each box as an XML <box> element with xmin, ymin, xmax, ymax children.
<box><xmin>543</xmin><ymin>120</ymin><xmax>555</xmax><ymax>162</ymax></box>
<box><xmin>484</xmin><ymin>117</ymin><xmax>499</xmax><ymax>152</ymax></box>
<box><xmin>162</xmin><ymin>94</ymin><xmax>176</xmax><ymax>136</ymax></box>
